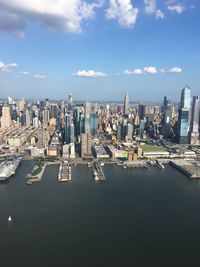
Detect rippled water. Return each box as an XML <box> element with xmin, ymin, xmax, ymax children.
<box><xmin>1</xmin><ymin>160</ymin><xmax>200</xmax><ymax>267</ymax></box>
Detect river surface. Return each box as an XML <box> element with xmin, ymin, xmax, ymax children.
<box><xmin>1</xmin><ymin>161</ymin><xmax>200</xmax><ymax>267</ymax></box>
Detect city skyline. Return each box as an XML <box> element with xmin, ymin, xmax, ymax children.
<box><xmin>0</xmin><ymin>0</ymin><xmax>200</xmax><ymax>100</ymax></box>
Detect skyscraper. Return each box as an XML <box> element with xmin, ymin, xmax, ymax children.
<box><xmin>189</xmin><ymin>96</ymin><xmax>200</xmax><ymax>144</ymax></box>
<box><xmin>123</xmin><ymin>92</ymin><xmax>129</xmax><ymax>116</ymax></box>
<box><xmin>65</xmin><ymin>113</ymin><xmax>71</xmax><ymax>144</ymax></box>
<box><xmin>81</xmin><ymin>133</ymin><xmax>92</xmax><ymax>158</ymax></box>
<box><xmin>0</xmin><ymin>106</ymin><xmax>11</xmax><ymax>129</ymax></box>
<box><xmin>163</xmin><ymin>96</ymin><xmax>172</xmax><ymax>124</ymax></box>
<box><xmin>68</xmin><ymin>93</ymin><xmax>73</xmax><ymax>111</ymax></box>
<box><xmin>181</xmin><ymin>85</ymin><xmax>191</xmax><ymax>109</ymax></box>
<box><xmin>177</xmin><ymin>86</ymin><xmax>191</xmax><ymax>144</ymax></box>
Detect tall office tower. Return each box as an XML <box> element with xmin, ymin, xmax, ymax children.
<box><xmin>181</xmin><ymin>85</ymin><xmax>191</xmax><ymax>109</ymax></box>
<box><xmin>163</xmin><ymin>96</ymin><xmax>172</xmax><ymax>124</ymax></box>
<box><xmin>134</xmin><ymin>112</ymin><xmax>140</xmax><ymax>126</ymax></box>
<box><xmin>84</xmin><ymin>116</ymin><xmax>90</xmax><ymax>134</ymax></box>
<box><xmin>25</xmin><ymin>109</ymin><xmax>31</xmax><ymax>127</ymax></box>
<box><xmin>85</xmin><ymin>102</ymin><xmax>91</xmax><ymax>118</ymax></box>
<box><xmin>65</xmin><ymin>113</ymin><xmax>71</xmax><ymax>144</ymax></box>
<box><xmin>123</xmin><ymin>92</ymin><xmax>129</xmax><ymax>116</ymax></box>
<box><xmin>0</xmin><ymin>106</ymin><xmax>11</xmax><ymax>129</ymax></box>
<box><xmin>17</xmin><ymin>98</ymin><xmax>25</xmax><ymax>111</ymax></box>
<box><xmin>45</xmin><ymin>98</ymin><xmax>50</xmax><ymax>108</ymax></box>
<box><xmin>60</xmin><ymin>100</ymin><xmax>65</xmax><ymax>115</ymax></box>
<box><xmin>68</xmin><ymin>93</ymin><xmax>73</xmax><ymax>111</ymax></box>
<box><xmin>177</xmin><ymin>108</ymin><xmax>190</xmax><ymax>144</ymax></box>
<box><xmin>121</xmin><ymin>119</ymin><xmax>127</xmax><ymax>140</ymax></box>
<box><xmin>139</xmin><ymin>119</ymin><xmax>144</xmax><ymax>139</ymax></box>
<box><xmin>138</xmin><ymin>104</ymin><xmax>145</xmax><ymax>120</ymax></box>
<box><xmin>126</xmin><ymin>123</ymin><xmax>133</xmax><ymax>140</ymax></box>
<box><xmin>70</xmin><ymin>123</ymin><xmax>75</xmax><ymax>143</ymax></box>
<box><xmin>8</xmin><ymin>96</ymin><xmax>13</xmax><ymax>105</ymax></box>
<box><xmin>79</xmin><ymin>113</ymin><xmax>85</xmax><ymax>135</ymax></box>
<box><xmin>33</xmin><ymin>116</ymin><xmax>39</xmax><ymax>128</ymax></box>
<box><xmin>117</xmin><ymin>124</ymin><xmax>122</xmax><ymax>140</ymax></box>
<box><xmin>177</xmin><ymin>86</ymin><xmax>191</xmax><ymax>144</ymax></box>
<box><xmin>20</xmin><ymin>111</ymin><xmax>26</xmax><ymax>127</ymax></box>
<box><xmin>43</xmin><ymin>108</ymin><xmax>50</xmax><ymax>125</ymax></box>
<box><xmin>189</xmin><ymin>96</ymin><xmax>200</xmax><ymax>144</ymax></box>
<box><xmin>90</xmin><ymin>112</ymin><xmax>98</xmax><ymax>136</ymax></box>
<box><xmin>105</xmin><ymin>104</ymin><xmax>110</xmax><ymax>120</ymax></box>
<box><xmin>81</xmin><ymin>133</ymin><xmax>92</xmax><ymax>158</ymax></box>
<box><xmin>50</xmin><ymin>104</ymin><xmax>58</xmax><ymax>119</ymax></box>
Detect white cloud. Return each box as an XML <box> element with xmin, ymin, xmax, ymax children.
<box><xmin>155</xmin><ymin>9</ymin><xmax>164</xmax><ymax>19</ymax></box>
<box><xmin>0</xmin><ymin>0</ymin><xmax>103</xmax><ymax>35</ymax></box>
<box><xmin>167</xmin><ymin>4</ymin><xmax>185</xmax><ymax>14</ymax></box>
<box><xmin>20</xmin><ymin>71</ymin><xmax>29</xmax><ymax>75</ymax></box>
<box><xmin>144</xmin><ymin>0</ymin><xmax>156</xmax><ymax>14</ymax></box>
<box><xmin>168</xmin><ymin>66</ymin><xmax>182</xmax><ymax>73</ymax></box>
<box><xmin>73</xmin><ymin>70</ymin><xmax>107</xmax><ymax>78</ymax></box>
<box><xmin>160</xmin><ymin>66</ymin><xmax>182</xmax><ymax>73</ymax></box>
<box><xmin>34</xmin><ymin>74</ymin><xmax>46</xmax><ymax>79</ymax></box>
<box><xmin>124</xmin><ymin>69</ymin><xmax>143</xmax><ymax>75</ymax></box>
<box><xmin>144</xmin><ymin>66</ymin><xmax>157</xmax><ymax>74</ymax></box>
<box><xmin>106</xmin><ymin>0</ymin><xmax>139</xmax><ymax>28</ymax></box>
<box><xmin>0</xmin><ymin>60</ymin><xmax>18</xmax><ymax>72</ymax></box>
<box><xmin>144</xmin><ymin>1</ymin><xmax>164</xmax><ymax>19</ymax></box>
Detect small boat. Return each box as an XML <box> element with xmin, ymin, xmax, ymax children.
<box><xmin>8</xmin><ymin>216</ymin><xmax>12</xmax><ymax>222</ymax></box>
<box><xmin>27</xmin><ymin>179</ymin><xmax>32</xmax><ymax>185</ymax></box>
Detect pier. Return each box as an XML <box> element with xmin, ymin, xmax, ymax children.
<box><xmin>170</xmin><ymin>160</ymin><xmax>200</xmax><ymax>179</ymax></box>
<box><xmin>92</xmin><ymin>161</ymin><xmax>106</xmax><ymax>181</ymax></box>
<box><xmin>58</xmin><ymin>161</ymin><xmax>72</xmax><ymax>182</ymax></box>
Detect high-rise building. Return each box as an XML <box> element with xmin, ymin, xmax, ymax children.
<box><xmin>65</xmin><ymin>113</ymin><xmax>71</xmax><ymax>144</ymax></box>
<box><xmin>139</xmin><ymin>119</ymin><xmax>145</xmax><ymax>139</ymax></box>
<box><xmin>85</xmin><ymin>102</ymin><xmax>91</xmax><ymax>117</ymax></box>
<box><xmin>163</xmin><ymin>96</ymin><xmax>172</xmax><ymax>124</ymax></box>
<box><xmin>0</xmin><ymin>106</ymin><xmax>11</xmax><ymax>129</ymax></box>
<box><xmin>189</xmin><ymin>96</ymin><xmax>200</xmax><ymax>144</ymax></box>
<box><xmin>68</xmin><ymin>93</ymin><xmax>73</xmax><ymax>111</ymax></box>
<box><xmin>81</xmin><ymin>133</ymin><xmax>92</xmax><ymax>158</ymax></box>
<box><xmin>181</xmin><ymin>85</ymin><xmax>191</xmax><ymax>109</ymax></box>
<box><xmin>138</xmin><ymin>104</ymin><xmax>145</xmax><ymax>120</ymax></box>
<box><xmin>43</xmin><ymin>108</ymin><xmax>50</xmax><ymax>125</ymax></box>
<box><xmin>90</xmin><ymin>112</ymin><xmax>98</xmax><ymax>136</ymax></box>
<box><xmin>123</xmin><ymin>92</ymin><xmax>129</xmax><ymax>116</ymax></box>
<box><xmin>177</xmin><ymin>108</ymin><xmax>190</xmax><ymax>144</ymax></box>
<box><xmin>25</xmin><ymin>109</ymin><xmax>31</xmax><ymax>127</ymax></box>
<box><xmin>177</xmin><ymin>86</ymin><xmax>191</xmax><ymax>144</ymax></box>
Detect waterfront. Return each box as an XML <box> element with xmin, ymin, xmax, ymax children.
<box><xmin>1</xmin><ymin>161</ymin><xmax>200</xmax><ymax>266</ymax></box>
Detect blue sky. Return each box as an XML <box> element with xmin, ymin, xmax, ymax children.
<box><xmin>0</xmin><ymin>0</ymin><xmax>199</xmax><ymax>102</ymax></box>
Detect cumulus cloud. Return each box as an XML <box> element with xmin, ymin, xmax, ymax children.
<box><xmin>0</xmin><ymin>0</ymin><xmax>103</xmax><ymax>35</ymax></box>
<box><xmin>168</xmin><ymin>66</ymin><xmax>182</xmax><ymax>73</ymax></box>
<box><xmin>167</xmin><ymin>3</ymin><xmax>185</xmax><ymax>14</ymax></box>
<box><xmin>160</xmin><ymin>66</ymin><xmax>182</xmax><ymax>73</ymax></box>
<box><xmin>106</xmin><ymin>0</ymin><xmax>139</xmax><ymax>28</ymax></box>
<box><xmin>124</xmin><ymin>69</ymin><xmax>143</xmax><ymax>75</ymax></box>
<box><xmin>20</xmin><ymin>71</ymin><xmax>29</xmax><ymax>75</ymax></box>
<box><xmin>34</xmin><ymin>74</ymin><xmax>46</xmax><ymax>79</ymax></box>
<box><xmin>73</xmin><ymin>70</ymin><xmax>107</xmax><ymax>77</ymax></box>
<box><xmin>144</xmin><ymin>66</ymin><xmax>157</xmax><ymax>74</ymax></box>
<box><xmin>144</xmin><ymin>0</ymin><xmax>164</xmax><ymax>19</ymax></box>
<box><xmin>155</xmin><ymin>9</ymin><xmax>164</xmax><ymax>19</ymax></box>
<box><xmin>0</xmin><ymin>60</ymin><xmax>18</xmax><ymax>72</ymax></box>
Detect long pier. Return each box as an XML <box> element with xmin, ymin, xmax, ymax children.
<box><xmin>92</xmin><ymin>161</ymin><xmax>106</xmax><ymax>181</ymax></box>
<box><xmin>170</xmin><ymin>160</ymin><xmax>200</xmax><ymax>179</ymax></box>
<box><xmin>58</xmin><ymin>161</ymin><xmax>72</xmax><ymax>182</ymax></box>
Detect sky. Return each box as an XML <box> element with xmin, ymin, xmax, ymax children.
<box><xmin>0</xmin><ymin>0</ymin><xmax>199</xmax><ymax>102</ymax></box>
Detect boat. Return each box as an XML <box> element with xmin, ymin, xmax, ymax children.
<box><xmin>0</xmin><ymin>157</ymin><xmax>22</xmax><ymax>181</ymax></box>
<box><xmin>27</xmin><ymin>179</ymin><xmax>32</xmax><ymax>185</ymax></box>
<box><xmin>8</xmin><ymin>216</ymin><xmax>12</xmax><ymax>222</ymax></box>
<box><xmin>100</xmin><ymin>162</ymin><xmax>104</xmax><ymax>166</ymax></box>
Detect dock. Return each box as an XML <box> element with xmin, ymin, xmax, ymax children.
<box><xmin>58</xmin><ymin>161</ymin><xmax>72</xmax><ymax>182</ymax></box>
<box><xmin>170</xmin><ymin>160</ymin><xmax>200</xmax><ymax>179</ymax></box>
<box><xmin>92</xmin><ymin>161</ymin><xmax>106</xmax><ymax>181</ymax></box>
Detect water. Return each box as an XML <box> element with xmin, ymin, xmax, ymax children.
<box><xmin>1</xmin><ymin>161</ymin><xmax>200</xmax><ymax>267</ymax></box>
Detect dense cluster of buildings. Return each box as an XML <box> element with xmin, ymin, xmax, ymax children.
<box><xmin>0</xmin><ymin>85</ymin><xmax>199</xmax><ymax>160</ymax></box>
